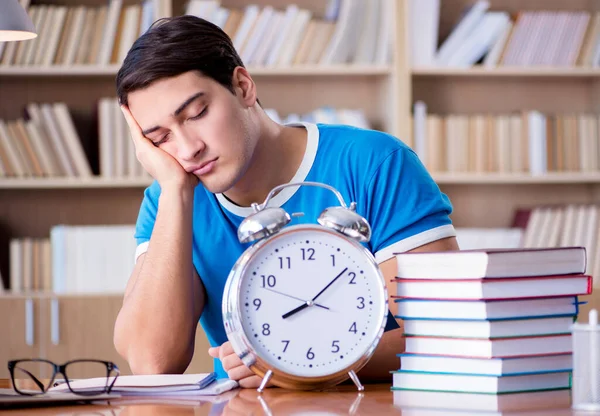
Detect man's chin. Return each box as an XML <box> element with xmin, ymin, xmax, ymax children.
<box><xmin>198</xmin><ymin>177</ymin><xmax>234</xmax><ymax>195</ymax></box>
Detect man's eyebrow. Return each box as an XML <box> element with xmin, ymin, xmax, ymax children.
<box><xmin>141</xmin><ymin>92</ymin><xmax>205</xmax><ymax>136</ymax></box>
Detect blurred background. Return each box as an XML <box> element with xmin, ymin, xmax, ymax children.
<box><xmin>0</xmin><ymin>0</ymin><xmax>598</xmax><ymax>378</ymax></box>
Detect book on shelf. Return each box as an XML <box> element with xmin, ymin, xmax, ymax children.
<box><xmin>6</xmin><ymin>225</ymin><xmax>137</xmax><ymax>295</ymax></box>
<box><xmin>393</xmin><ymin>388</ymin><xmax>571</xmax><ymax>412</ymax></box>
<box><xmin>0</xmin><ymin>103</ymin><xmax>92</xmax><ymax>178</ymax></box>
<box><xmin>394</xmin><ymin>247</ymin><xmax>586</xmax><ymax>279</ymax></box>
<box><xmin>398</xmin><ymin>353</ymin><xmax>573</xmax><ymax>376</ymax></box>
<box><xmin>394</xmin><ymin>296</ymin><xmax>580</xmax><ymax>320</ymax></box>
<box><xmin>185</xmin><ymin>0</ymin><xmax>392</xmax><ymax>67</ymax></box>
<box><xmin>0</xmin><ymin>0</ymin><xmax>164</xmax><ymax>67</ymax></box>
<box><xmin>411</xmin><ymin>105</ymin><xmax>600</xmax><ymax>176</ymax></box>
<box><xmin>402</xmin><ymin>316</ymin><xmax>574</xmax><ymax>339</ymax></box>
<box><xmin>409</xmin><ymin>0</ymin><xmax>600</xmax><ymax>68</ymax></box>
<box><xmin>392</xmin><ymin>370</ymin><xmax>571</xmax><ymax>394</ymax></box>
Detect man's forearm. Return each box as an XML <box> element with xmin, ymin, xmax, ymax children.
<box><xmin>115</xmin><ymin>186</ymin><xmax>199</xmax><ymax>374</ymax></box>
<box><xmin>357</xmin><ymin>328</ymin><xmax>403</xmax><ymax>382</ymax></box>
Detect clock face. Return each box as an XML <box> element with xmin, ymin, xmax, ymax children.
<box><xmin>237</xmin><ymin>226</ymin><xmax>387</xmax><ymax>378</ymax></box>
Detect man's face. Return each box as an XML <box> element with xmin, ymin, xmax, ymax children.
<box><xmin>127</xmin><ymin>70</ymin><xmax>256</xmax><ymax>193</ymax></box>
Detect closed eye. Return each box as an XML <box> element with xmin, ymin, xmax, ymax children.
<box><xmin>153</xmin><ymin>132</ymin><xmax>170</xmax><ymax>147</ymax></box>
<box><xmin>189</xmin><ymin>107</ymin><xmax>208</xmax><ymax>121</ymax></box>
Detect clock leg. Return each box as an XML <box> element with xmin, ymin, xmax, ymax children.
<box><xmin>257</xmin><ymin>369</ymin><xmax>273</xmax><ymax>393</ymax></box>
<box><xmin>348</xmin><ymin>370</ymin><xmax>364</xmax><ymax>391</ymax></box>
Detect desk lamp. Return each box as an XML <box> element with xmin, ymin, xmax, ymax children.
<box><xmin>0</xmin><ymin>0</ymin><xmax>36</xmax><ymax>42</ymax></box>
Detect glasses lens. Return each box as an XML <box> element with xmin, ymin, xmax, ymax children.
<box><xmin>12</xmin><ymin>360</ymin><xmax>55</xmax><ymax>394</ymax></box>
<box><xmin>65</xmin><ymin>361</ymin><xmax>116</xmax><ymax>394</ymax></box>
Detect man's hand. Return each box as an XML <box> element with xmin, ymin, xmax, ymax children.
<box><xmin>208</xmin><ymin>341</ymin><xmax>266</xmax><ymax>389</ymax></box>
<box><xmin>120</xmin><ymin>105</ymin><xmax>198</xmax><ymax>190</ymax></box>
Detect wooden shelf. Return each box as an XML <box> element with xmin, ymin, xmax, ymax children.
<box><xmin>433</xmin><ymin>172</ymin><xmax>600</xmax><ymax>184</ymax></box>
<box><xmin>0</xmin><ymin>177</ymin><xmax>152</xmax><ymax>189</ymax></box>
<box><xmin>2</xmin><ymin>173</ymin><xmax>600</xmax><ymax>189</ymax></box>
<box><xmin>412</xmin><ymin>67</ymin><xmax>600</xmax><ymax>78</ymax></box>
<box><xmin>0</xmin><ymin>64</ymin><xmax>392</xmax><ymax>77</ymax></box>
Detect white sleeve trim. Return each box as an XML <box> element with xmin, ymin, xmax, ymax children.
<box><xmin>135</xmin><ymin>241</ymin><xmax>150</xmax><ymax>263</ymax></box>
<box><xmin>374</xmin><ymin>224</ymin><xmax>457</xmax><ymax>263</ymax></box>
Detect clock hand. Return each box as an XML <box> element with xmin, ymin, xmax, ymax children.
<box><xmin>281</xmin><ymin>267</ymin><xmax>348</xmax><ymax>319</ymax></box>
<box><xmin>263</xmin><ymin>287</ymin><xmax>329</xmax><ymax>310</ymax></box>
<box><xmin>311</xmin><ymin>267</ymin><xmax>348</xmax><ymax>302</ymax></box>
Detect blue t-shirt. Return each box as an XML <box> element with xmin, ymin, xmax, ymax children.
<box><xmin>134</xmin><ymin>123</ymin><xmax>455</xmax><ymax>378</ymax></box>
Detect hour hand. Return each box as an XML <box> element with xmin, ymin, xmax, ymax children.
<box><xmin>282</xmin><ymin>302</ymin><xmax>309</xmax><ymax>319</ymax></box>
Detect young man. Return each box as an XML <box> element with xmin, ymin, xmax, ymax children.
<box><xmin>113</xmin><ymin>15</ymin><xmax>458</xmax><ymax>388</ymax></box>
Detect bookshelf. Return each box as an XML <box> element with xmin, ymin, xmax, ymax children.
<box><xmin>406</xmin><ymin>0</ymin><xmax>600</xmax><ymax>320</ymax></box>
<box><xmin>0</xmin><ymin>0</ymin><xmax>404</xmax><ymax>375</ymax></box>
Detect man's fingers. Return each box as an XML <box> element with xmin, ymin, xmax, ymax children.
<box><xmin>219</xmin><ymin>341</ymin><xmax>235</xmax><ymax>359</ymax></box>
<box><xmin>208</xmin><ymin>346</ymin><xmax>220</xmax><ymax>358</ymax></box>
<box><xmin>221</xmin><ymin>352</ymin><xmax>244</xmax><ymax>371</ymax></box>
<box><xmin>226</xmin><ymin>364</ymin><xmax>255</xmax><ymax>381</ymax></box>
<box><xmin>238</xmin><ymin>375</ymin><xmax>262</xmax><ymax>389</ymax></box>
<box><xmin>120</xmin><ymin>105</ymin><xmax>149</xmax><ymax>147</ymax></box>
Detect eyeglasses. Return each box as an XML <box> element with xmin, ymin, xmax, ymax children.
<box><xmin>8</xmin><ymin>359</ymin><xmax>119</xmax><ymax>396</ymax></box>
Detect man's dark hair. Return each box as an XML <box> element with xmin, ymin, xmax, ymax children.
<box><xmin>116</xmin><ymin>15</ymin><xmax>245</xmax><ymax>106</ymax></box>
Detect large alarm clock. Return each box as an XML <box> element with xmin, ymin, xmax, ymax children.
<box><xmin>222</xmin><ymin>181</ymin><xmax>388</xmax><ymax>392</ymax></box>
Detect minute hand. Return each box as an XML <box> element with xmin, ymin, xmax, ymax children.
<box><xmin>311</xmin><ymin>267</ymin><xmax>348</xmax><ymax>302</ymax></box>
<box><xmin>281</xmin><ymin>267</ymin><xmax>348</xmax><ymax>320</ymax></box>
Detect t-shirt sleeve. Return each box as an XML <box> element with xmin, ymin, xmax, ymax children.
<box><xmin>133</xmin><ymin>182</ymin><xmax>160</xmax><ymax>262</ymax></box>
<box><xmin>364</xmin><ymin>146</ymin><xmax>455</xmax><ymax>263</ymax></box>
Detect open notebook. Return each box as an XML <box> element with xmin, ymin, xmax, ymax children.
<box><xmin>49</xmin><ymin>373</ymin><xmax>238</xmax><ymax>396</ymax></box>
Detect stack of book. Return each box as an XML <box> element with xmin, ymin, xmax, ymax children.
<box><xmin>391</xmin><ymin>247</ymin><xmax>591</xmax><ymax>413</ymax></box>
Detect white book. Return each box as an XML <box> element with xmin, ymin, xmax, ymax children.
<box><xmin>52</xmin><ymin>103</ymin><xmax>92</xmax><ymax>177</ymax></box>
<box><xmin>395</xmin><ymin>296</ymin><xmax>579</xmax><ymax>320</ymax></box>
<box><xmin>250</xmin><ymin>10</ymin><xmax>283</xmax><ymax>66</ymax></box>
<box><xmin>50</xmin><ymin>373</ymin><xmax>236</xmax><ymax>395</ymax></box>
<box><xmin>24</xmin><ymin>120</ymin><xmax>56</xmax><ymax>176</ymax></box>
<box><xmin>22</xmin><ymin>5</ymin><xmax>46</xmax><ymax>65</ymax></box>
<box><xmin>394</xmin><ymin>247</ymin><xmax>586</xmax><ymax>279</ymax></box>
<box><xmin>265</xmin><ymin>4</ymin><xmax>299</xmax><ymax>66</ymax></box>
<box><xmin>240</xmin><ymin>6</ymin><xmax>274</xmax><ymax>64</ymax></box>
<box><xmin>483</xmin><ymin>19</ymin><xmax>513</xmax><ymax>67</ymax></box>
<box><xmin>9</xmin><ymin>239</ymin><xmax>22</xmax><ymax>292</ymax></box>
<box><xmin>353</xmin><ymin>0</ymin><xmax>381</xmax><ymax>64</ymax></box>
<box><xmin>33</xmin><ymin>6</ymin><xmax>56</xmax><ymax>66</ymax></box>
<box><xmin>62</xmin><ymin>6</ymin><xmax>86</xmax><ymax>66</ymax></box>
<box><xmin>393</xmin><ymin>371</ymin><xmax>570</xmax><ymax>394</ymax></box>
<box><xmin>403</xmin><ymin>316</ymin><xmax>574</xmax><ymax>339</ymax></box>
<box><xmin>527</xmin><ymin>110</ymin><xmax>547</xmax><ymax>175</ymax></box>
<box><xmin>276</xmin><ymin>9</ymin><xmax>312</xmax><ymax>66</ymax></box>
<box><xmin>446</xmin><ymin>11</ymin><xmax>510</xmax><ymax>67</ymax></box>
<box><xmin>0</xmin><ymin>120</ymin><xmax>26</xmax><ymax>177</ymax></box>
<box><xmin>26</xmin><ymin>103</ymin><xmax>64</xmax><ymax>175</ymax></box>
<box><xmin>232</xmin><ymin>5</ymin><xmax>260</xmax><ymax>54</ymax></box>
<box><xmin>404</xmin><ymin>334</ymin><xmax>572</xmax><ymax>358</ymax></box>
<box><xmin>436</xmin><ymin>0</ymin><xmax>490</xmax><ymax>65</ymax></box>
<box><xmin>97</xmin><ymin>0</ymin><xmax>123</xmax><ymax>65</ymax></box>
<box><xmin>393</xmin><ymin>389</ymin><xmax>571</xmax><ymax>413</ymax></box>
<box><xmin>118</xmin><ymin>5</ymin><xmax>142</xmax><ymax>63</ymax></box>
<box><xmin>39</xmin><ymin>103</ymin><xmax>76</xmax><ymax>176</ymax></box>
<box><xmin>98</xmin><ymin>98</ymin><xmax>114</xmax><ymax>177</ymax></box>
<box><xmin>412</xmin><ymin>101</ymin><xmax>427</xmax><ymax>164</ymax></box>
<box><xmin>409</xmin><ymin>0</ymin><xmax>439</xmax><ymax>67</ymax></box>
<box><xmin>41</xmin><ymin>6</ymin><xmax>68</xmax><ymax>66</ymax></box>
<box><xmin>398</xmin><ymin>353</ymin><xmax>573</xmax><ymax>376</ymax></box>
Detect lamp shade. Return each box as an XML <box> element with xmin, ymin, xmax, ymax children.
<box><xmin>0</xmin><ymin>0</ymin><xmax>36</xmax><ymax>41</ymax></box>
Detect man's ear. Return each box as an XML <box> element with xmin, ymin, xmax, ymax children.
<box><xmin>232</xmin><ymin>66</ymin><xmax>257</xmax><ymax>107</ymax></box>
